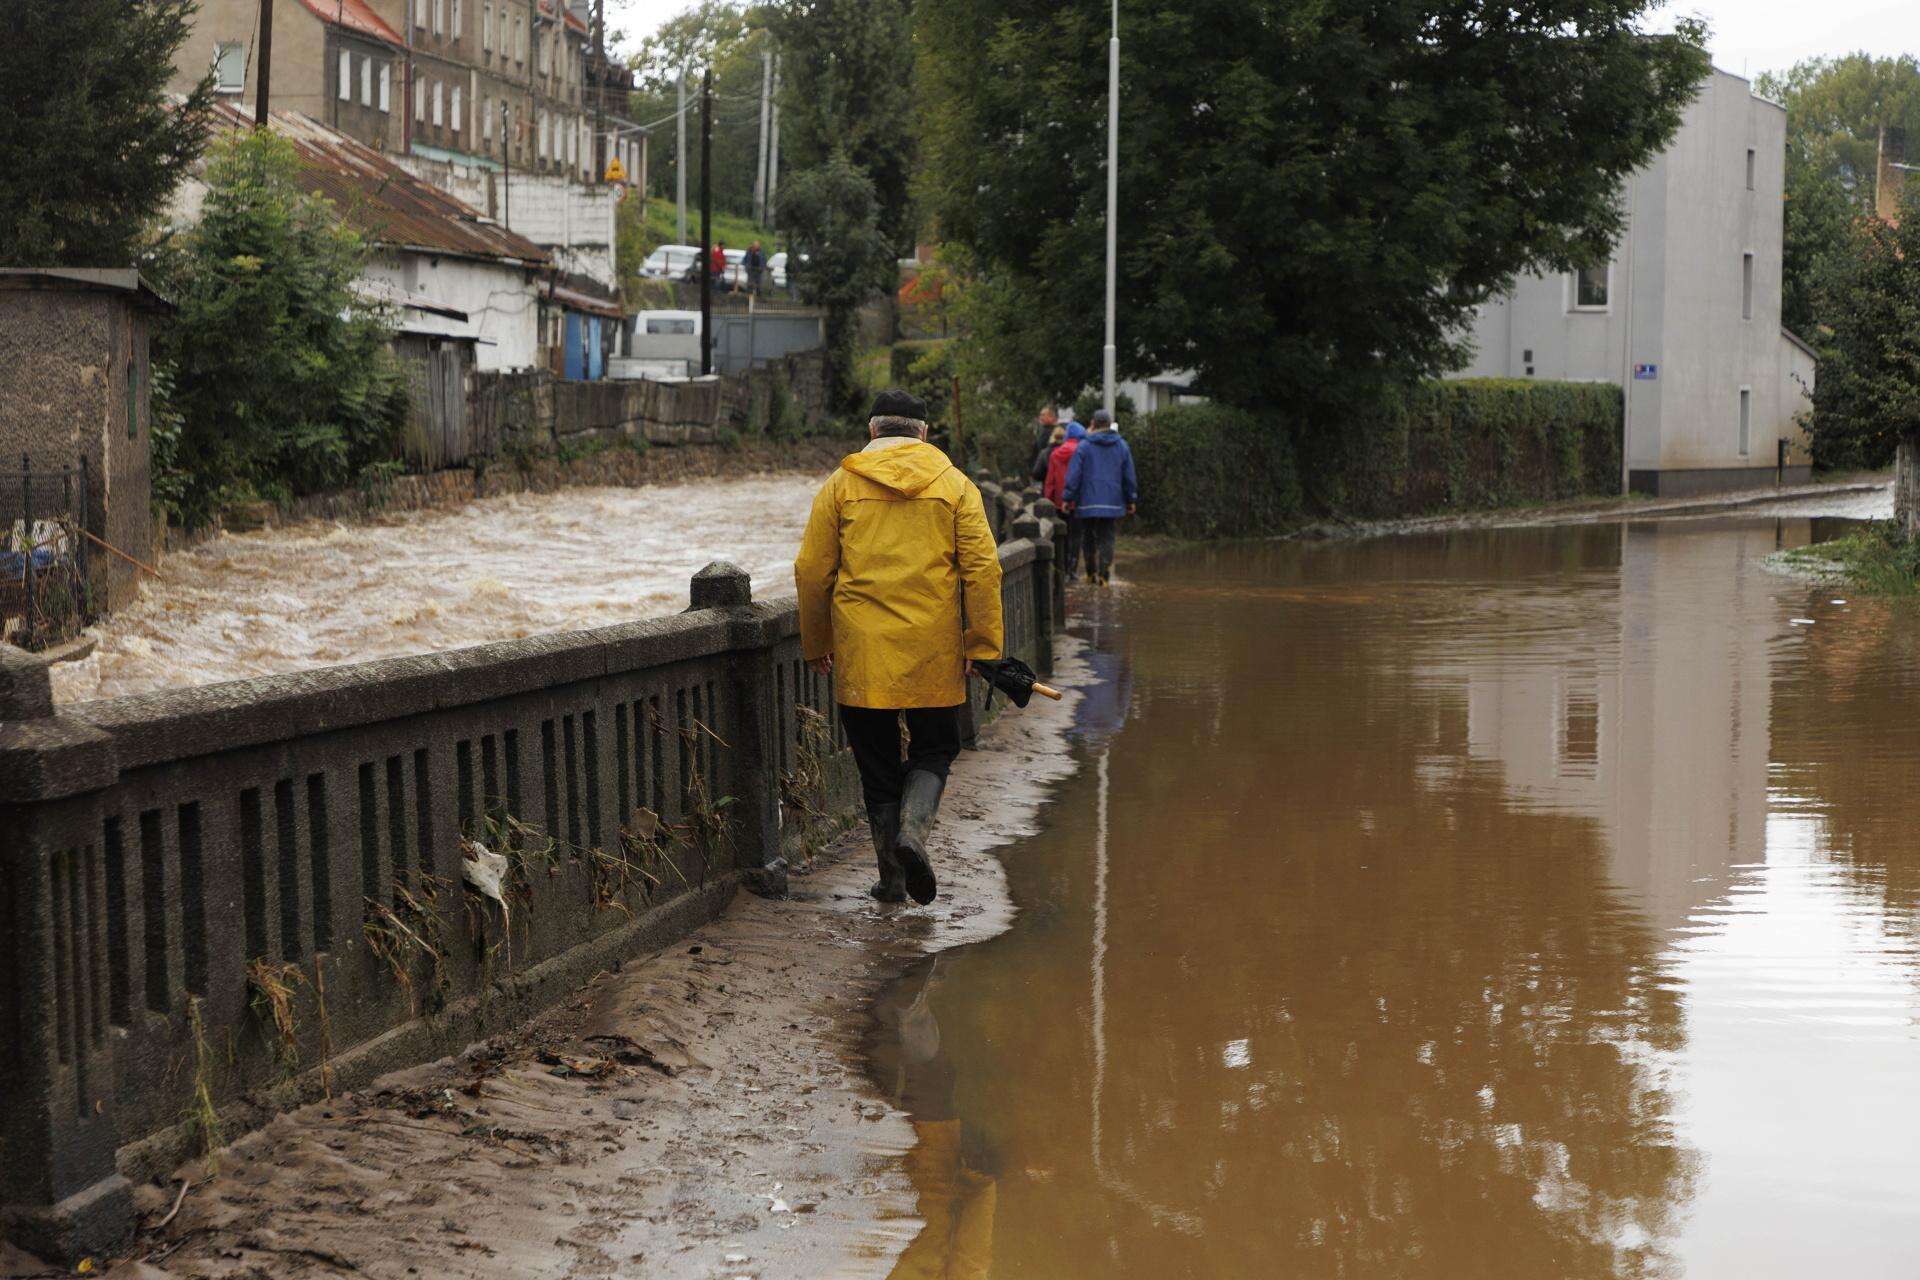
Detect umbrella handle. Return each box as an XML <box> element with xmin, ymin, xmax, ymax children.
<box><xmin>1032</xmin><ymin>682</ymin><xmax>1064</xmax><ymax>701</ymax></box>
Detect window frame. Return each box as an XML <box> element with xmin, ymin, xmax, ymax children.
<box><xmin>482</xmin><ymin>1</ymin><xmax>492</xmax><ymax>51</ymax></box>
<box><xmin>379</xmin><ymin>63</ymin><xmax>391</xmax><ymax>112</ymax></box>
<box><xmin>451</xmin><ymin>84</ymin><xmax>462</xmax><ymax>131</ymax></box>
<box><xmin>213</xmin><ymin>41</ymin><xmax>247</xmax><ymax>94</ymax></box>
<box><xmin>452</xmin><ymin>0</ymin><xmax>463</xmax><ymax>39</ymax></box>
<box><xmin>1746</xmin><ymin>147</ymin><xmax>1757</xmax><ymax>191</ymax></box>
<box><xmin>339</xmin><ymin>50</ymin><xmax>352</xmax><ymax>101</ymax></box>
<box><xmin>1738</xmin><ymin>385</ymin><xmax>1752</xmax><ymax>457</ymax></box>
<box><xmin>433</xmin><ymin>80</ymin><xmax>444</xmax><ymax>127</ymax></box>
<box><xmin>360</xmin><ymin>55</ymin><xmax>373</xmax><ymax>105</ymax></box>
<box><xmin>1569</xmin><ymin>264</ymin><xmax>1610</xmax><ymax>313</ymax></box>
<box><xmin>1741</xmin><ymin>251</ymin><xmax>1755</xmax><ymax>321</ymax></box>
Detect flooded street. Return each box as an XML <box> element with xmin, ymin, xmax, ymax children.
<box><xmin>870</xmin><ymin>503</ymin><xmax>1920</xmax><ymax>1278</ymax></box>
<box><xmin>52</xmin><ymin>472</ymin><xmax>825</xmax><ymax>702</ymax></box>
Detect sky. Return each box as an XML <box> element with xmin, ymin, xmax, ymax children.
<box><xmin>604</xmin><ymin>0</ymin><xmax>1914</xmax><ymax>83</ymax></box>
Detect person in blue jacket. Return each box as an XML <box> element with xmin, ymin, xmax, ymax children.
<box><xmin>1061</xmin><ymin>408</ymin><xmax>1138</xmax><ymax>587</ymax></box>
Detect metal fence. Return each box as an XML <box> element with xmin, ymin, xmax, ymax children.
<box><xmin>0</xmin><ymin>502</ymin><xmax>1061</xmax><ymax>1260</ymax></box>
<box><xmin>0</xmin><ymin>454</ymin><xmax>94</xmax><ymax>649</ymax></box>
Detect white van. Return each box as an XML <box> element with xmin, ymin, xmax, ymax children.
<box><xmin>623</xmin><ymin>309</ymin><xmax>702</xmax><ymax>375</ymax></box>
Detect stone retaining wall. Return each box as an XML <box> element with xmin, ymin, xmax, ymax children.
<box><xmin>0</xmin><ymin>498</ymin><xmax>1060</xmax><ymax>1260</ymax></box>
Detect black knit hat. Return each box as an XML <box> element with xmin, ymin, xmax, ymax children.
<box><xmin>869</xmin><ymin>388</ymin><xmax>928</xmax><ymax>420</ymax></box>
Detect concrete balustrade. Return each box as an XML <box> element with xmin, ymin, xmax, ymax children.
<box><xmin>0</xmin><ymin>509</ymin><xmax>1059</xmax><ymax>1260</ymax></box>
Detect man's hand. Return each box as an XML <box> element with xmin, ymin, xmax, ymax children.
<box><xmin>1127</xmin><ymin>503</ymin><xmax>1137</xmax><ymax>516</ymax></box>
<box><xmin>1062</xmin><ymin>502</ymin><xmax>1075</xmax><ymax>515</ymax></box>
<box><xmin>808</xmin><ymin>654</ymin><xmax>833</xmax><ymax>677</ymax></box>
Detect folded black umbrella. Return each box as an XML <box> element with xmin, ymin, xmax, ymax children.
<box><xmin>972</xmin><ymin>657</ymin><xmax>1064</xmax><ymax>711</ymax></box>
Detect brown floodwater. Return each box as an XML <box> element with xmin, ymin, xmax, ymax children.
<box><xmin>869</xmin><ymin>509</ymin><xmax>1920</xmax><ymax>1279</ymax></box>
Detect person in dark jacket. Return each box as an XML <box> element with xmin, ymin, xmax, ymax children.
<box><xmin>1061</xmin><ymin>409</ymin><xmax>1137</xmax><ymax>587</ymax></box>
<box><xmin>1030</xmin><ymin>424</ymin><xmax>1065</xmax><ymax>483</ymax></box>
<box><xmin>1029</xmin><ymin>405</ymin><xmax>1059</xmax><ymax>459</ymax></box>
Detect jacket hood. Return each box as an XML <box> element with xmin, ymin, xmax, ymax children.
<box><xmin>1065</xmin><ymin>422</ymin><xmax>1087</xmax><ymax>440</ymax></box>
<box><xmin>841</xmin><ymin>441</ymin><xmax>954</xmax><ymax>496</ymax></box>
<box><xmin>1085</xmin><ymin>430</ymin><xmax>1124</xmax><ymax>447</ymax></box>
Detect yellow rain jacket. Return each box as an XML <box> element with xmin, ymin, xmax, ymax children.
<box><xmin>793</xmin><ymin>439</ymin><xmax>1003</xmax><ymax>709</ymax></box>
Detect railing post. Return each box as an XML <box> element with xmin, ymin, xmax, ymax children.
<box><xmin>21</xmin><ymin>453</ymin><xmax>34</xmax><ymax>650</ymax></box>
<box><xmin>686</xmin><ymin>562</ymin><xmax>783</xmax><ymax>889</ymax></box>
<box><xmin>1032</xmin><ymin>498</ymin><xmax>1066</xmax><ymax>636</ymax></box>
<box><xmin>0</xmin><ymin>644</ymin><xmax>130</xmax><ymax>1260</ymax></box>
<box><xmin>1011</xmin><ymin>513</ymin><xmax>1054</xmax><ymax>673</ymax></box>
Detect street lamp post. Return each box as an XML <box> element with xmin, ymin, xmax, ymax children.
<box><xmin>1102</xmin><ymin>0</ymin><xmax>1119</xmax><ymax>417</ymax></box>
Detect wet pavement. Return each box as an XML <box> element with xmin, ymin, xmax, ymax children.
<box><xmin>51</xmin><ymin>473</ymin><xmax>827</xmax><ymax>702</ymax></box>
<box><xmin>869</xmin><ymin>503</ymin><xmax>1920</xmax><ymax>1278</ymax></box>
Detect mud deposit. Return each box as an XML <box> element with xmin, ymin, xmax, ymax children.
<box><xmin>75</xmin><ymin>645</ymin><xmax>1084</xmax><ymax>1280</ymax></box>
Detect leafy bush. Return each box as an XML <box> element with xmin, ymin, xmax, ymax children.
<box><xmin>1298</xmin><ymin>378</ymin><xmax>1620</xmax><ymax>517</ymax></box>
<box><xmin>153</xmin><ymin>130</ymin><xmax>408</xmax><ymax>527</ymax></box>
<box><xmin>1126</xmin><ymin>404</ymin><xmax>1304</xmax><ymax>538</ymax></box>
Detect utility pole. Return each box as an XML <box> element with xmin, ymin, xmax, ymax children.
<box><xmin>676</xmin><ymin>67</ymin><xmax>688</xmax><ymax>242</ymax></box>
<box><xmin>592</xmin><ymin>0</ymin><xmax>606</xmax><ymax>183</ymax></box>
<box><xmin>253</xmin><ymin>0</ymin><xmax>274</xmax><ymax>128</ymax></box>
<box><xmin>756</xmin><ymin>54</ymin><xmax>771</xmax><ymax>227</ymax></box>
<box><xmin>501</xmin><ymin>102</ymin><xmax>512</xmax><ymax>229</ymax></box>
<box><xmin>752</xmin><ymin>47</ymin><xmax>772</xmax><ymax>225</ymax></box>
<box><xmin>700</xmin><ymin>66</ymin><xmax>713</xmax><ymax>376</ymax></box>
<box><xmin>1101</xmin><ymin>0</ymin><xmax>1119</xmax><ymax>416</ymax></box>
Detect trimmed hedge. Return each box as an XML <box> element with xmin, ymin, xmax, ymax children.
<box><xmin>1127</xmin><ymin>404</ymin><xmax>1305</xmax><ymax>538</ymax></box>
<box><xmin>1301</xmin><ymin>378</ymin><xmax>1622</xmax><ymax>518</ymax></box>
<box><xmin>1118</xmin><ymin>379</ymin><xmax>1620</xmax><ymax>538</ymax></box>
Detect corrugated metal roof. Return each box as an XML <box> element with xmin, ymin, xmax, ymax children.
<box><xmin>207</xmin><ymin>102</ymin><xmax>551</xmax><ymax>268</ymax></box>
<box><xmin>297</xmin><ymin>0</ymin><xmax>404</xmax><ymax>46</ymax></box>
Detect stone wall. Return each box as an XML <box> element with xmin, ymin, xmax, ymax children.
<box><xmin>0</xmin><ymin>509</ymin><xmax>1063</xmax><ymax>1260</ymax></box>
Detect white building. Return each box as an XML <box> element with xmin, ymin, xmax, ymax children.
<box><xmin>1454</xmin><ymin>69</ymin><xmax>1816</xmax><ymax>496</ymax></box>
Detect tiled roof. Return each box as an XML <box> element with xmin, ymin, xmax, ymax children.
<box><xmin>296</xmin><ymin>0</ymin><xmax>404</xmax><ymax>46</ymax></box>
<box><xmin>537</xmin><ymin>0</ymin><xmax>591</xmax><ymax>36</ymax></box>
<box><xmin>206</xmin><ymin>102</ymin><xmax>551</xmax><ymax>268</ymax></box>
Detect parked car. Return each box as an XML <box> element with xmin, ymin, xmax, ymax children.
<box><xmin>640</xmin><ymin>244</ymin><xmax>703</xmax><ymax>280</ymax></box>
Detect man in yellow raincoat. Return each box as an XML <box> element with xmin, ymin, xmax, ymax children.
<box><xmin>793</xmin><ymin>389</ymin><xmax>1003</xmax><ymax>905</ymax></box>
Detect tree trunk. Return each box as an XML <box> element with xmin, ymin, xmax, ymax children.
<box><xmin>1899</xmin><ymin>431</ymin><xmax>1920</xmax><ymax>535</ymax></box>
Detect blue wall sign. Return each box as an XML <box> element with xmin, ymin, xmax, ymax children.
<box><xmin>1633</xmin><ymin>363</ymin><xmax>1658</xmax><ymax>380</ymax></box>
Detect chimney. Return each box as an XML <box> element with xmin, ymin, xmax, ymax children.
<box><xmin>1878</xmin><ymin>125</ymin><xmax>1908</xmax><ymax>223</ymax></box>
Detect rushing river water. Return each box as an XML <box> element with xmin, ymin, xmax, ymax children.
<box><xmin>870</xmin><ymin>501</ymin><xmax>1920</xmax><ymax>1278</ymax></box>
<box><xmin>51</xmin><ymin>473</ymin><xmax>826</xmax><ymax>702</ymax></box>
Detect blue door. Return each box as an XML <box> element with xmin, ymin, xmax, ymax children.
<box><xmin>563</xmin><ymin>313</ymin><xmax>584</xmax><ymax>380</ymax></box>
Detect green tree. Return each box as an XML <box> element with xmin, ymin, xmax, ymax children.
<box><xmin>153</xmin><ymin>132</ymin><xmax>407</xmax><ymax>527</ymax></box>
<box><xmin>917</xmin><ymin>0</ymin><xmax>1707</xmax><ymax>442</ymax></box>
<box><xmin>770</xmin><ymin>0</ymin><xmax>917</xmax><ymax>250</ymax></box>
<box><xmin>1754</xmin><ymin>55</ymin><xmax>1920</xmax><ymax>338</ymax></box>
<box><xmin>781</xmin><ymin>150</ymin><xmax>896</xmax><ymax>406</ymax></box>
<box><xmin>623</xmin><ymin>3</ymin><xmax>774</xmax><ymax>220</ymax></box>
<box><xmin>1802</xmin><ymin>184</ymin><xmax>1920</xmax><ymax>473</ymax></box>
<box><xmin>0</xmin><ymin>0</ymin><xmax>214</xmax><ymax>265</ymax></box>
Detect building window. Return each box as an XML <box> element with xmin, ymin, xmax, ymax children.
<box><xmin>1571</xmin><ymin>264</ymin><xmax>1608</xmax><ymax>311</ymax></box>
<box><xmin>1742</xmin><ymin>252</ymin><xmax>1754</xmax><ymax>320</ymax></box>
<box><xmin>538</xmin><ymin>110</ymin><xmax>548</xmax><ymax>158</ymax></box>
<box><xmin>1746</xmin><ymin>147</ymin><xmax>1757</xmax><ymax>191</ymax></box>
<box><xmin>483</xmin><ymin>2</ymin><xmax>492</xmax><ymax>50</ymax></box>
<box><xmin>500</xmin><ymin>6</ymin><xmax>509</xmax><ymax>57</ymax></box>
<box><xmin>415</xmin><ymin>73</ymin><xmax>426</xmax><ymax>121</ymax></box>
<box><xmin>1738</xmin><ymin>387</ymin><xmax>1752</xmax><ymax>456</ymax></box>
<box><xmin>483</xmin><ymin>96</ymin><xmax>493</xmax><ymax>139</ymax></box>
<box><xmin>433</xmin><ymin>80</ymin><xmax>444</xmax><ymax>126</ymax></box>
<box><xmin>516</xmin><ymin>16</ymin><xmax>526</xmax><ymax>63</ymax></box>
<box><xmin>567</xmin><ymin>116</ymin><xmax>577</xmax><ymax>164</ymax></box>
<box><xmin>361</xmin><ymin>55</ymin><xmax>373</xmax><ymax>105</ymax></box>
<box><xmin>379</xmin><ymin>64</ymin><xmax>391</xmax><ymax>112</ymax></box>
<box><xmin>451</xmin><ymin>85</ymin><xmax>462</xmax><ymax>131</ymax></box>
<box><xmin>213</xmin><ymin>41</ymin><xmax>247</xmax><ymax>93</ymax></box>
<box><xmin>433</xmin><ymin>0</ymin><xmax>444</xmax><ymax>35</ymax></box>
<box><xmin>339</xmin><ymin>50</ymin><xmax>352</xmax><ymax>100</ymax></box>
<box><xmin>452</xmin><ymin>0</ymin><xmax>463</xmax><ymax>39</ymax></box>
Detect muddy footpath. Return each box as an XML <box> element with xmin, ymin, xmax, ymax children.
<box><xmin>5</xmin><ymin>645</ymin><xmax>1085</xmax><ymax>1280</ymax></box>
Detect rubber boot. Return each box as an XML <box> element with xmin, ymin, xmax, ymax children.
<box><xmin>893</xmin><ymin>770</ymin><xmax>945</xmax><ymax>905</ymax></box>
<box><xmin>868</xmin><ymin>803</ymin><xmax>905</xmax><ymax>903</ymax></box>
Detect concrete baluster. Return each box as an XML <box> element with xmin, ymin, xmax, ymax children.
<box><xmin>0</xmin><ymin>644</ymin><xmax>131</xmax><ymax>1259</ymax></box>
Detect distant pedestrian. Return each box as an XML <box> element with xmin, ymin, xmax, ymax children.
<box><xmin>1030</xmin><ymin>405</ymin><xmax>1059</xmax><ymax>457</ymax></box>
<box><xmin>793</xmin><ymin>389</ymin><xmax>1004</xmax><ymax>905</ymax></box>
<box><xmin>1062</xmin><ymin>409</ymin><xmax>1137</xmax><ymax>587</ymax></box>
<box><xmin>710</xmin><ymin>241</ymin><xmax>729</xmax><ymax>290</ymax></box>
<box><xmin>1030</xmin><ymin>424</ymin><xmax>1065</xmax><ymax>483</ymax></box>
<box><xmin>1044</xmin><ymin>419</ymin><xmax>1088</xmax><ymax>581</ymax></box>
<box><xmin>743</xmin><ymin>240</ymin><xmax>766</xmax><ymax>295</ymax></box>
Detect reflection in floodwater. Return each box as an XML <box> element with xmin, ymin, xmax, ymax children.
<box><xmin>870</xmin><ymin>512</ymin><xmax>1920</xmax><ymax>1278</ymax></box>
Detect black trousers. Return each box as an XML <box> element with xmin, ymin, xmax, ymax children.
<box><xmin>1081</xmin><ymin>516</ymin><xmax>1119</xmax><ymax>579</ymax></box>
<box><xmin>1060</xmin><ymin>513</ymin><xmax>1083</xmax><ymax>580</ymax></box>
<box><xmin>839</xmin><ymin>704</ymin><xmax>964</xmax><ymax>813</ymax></box>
